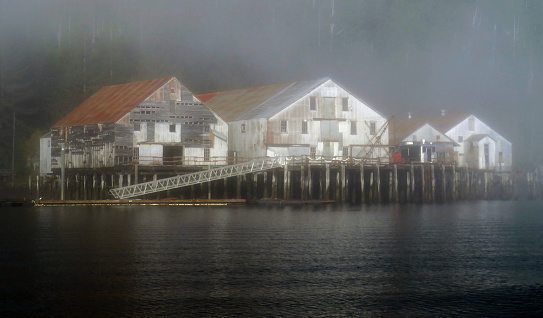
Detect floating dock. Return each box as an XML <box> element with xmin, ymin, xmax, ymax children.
<box><xmin>35</xmin><ymin>199</ymin><xmax>246</xmax><ymax>206</ymax></box>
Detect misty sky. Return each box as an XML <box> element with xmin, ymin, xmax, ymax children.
<box><xmin>0</xmin><ymin>0</ymin><xmax>542</xmax><ymax>168</ymax></box>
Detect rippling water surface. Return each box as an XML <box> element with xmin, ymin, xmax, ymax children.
<box><xmin>1</xmin><ymin>200</ymin><xmax>543</xmax><ymax>316</ymax></box>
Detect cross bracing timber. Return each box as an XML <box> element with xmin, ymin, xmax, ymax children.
<box><xmin>109</xmin><ymin>157</ymin><xmax>285</xmax><ymax>199</ymax></box>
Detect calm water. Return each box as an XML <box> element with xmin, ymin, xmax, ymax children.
<box><xmin>1</xmin><ymin>200</ymin><xmax>543</xmax><ymax>317</ymax></box>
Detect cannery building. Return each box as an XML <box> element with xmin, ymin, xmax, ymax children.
<box><xmin>42</xmin><ymin>76</ymin><xmax>228</xmax><ymax>175</ymax></box>
<box><xmin>198</xmin><ymin>78</ymin><xmax>390</xmax><ymax>162</ymax></box>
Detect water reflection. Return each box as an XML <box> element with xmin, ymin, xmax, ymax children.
<box><xmin>1</xmin><ymin>201</ymin><xmax>542</xmax><ymax>316</ymax></box>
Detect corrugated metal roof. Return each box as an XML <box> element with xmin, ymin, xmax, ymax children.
<box><xmin>53</xmin><ymin>76</ymin><xmax>174</xmax><ymax>128</ymax></box>
<box><xmin>391</xmin><ymin>113</ymin><xmax>472</xmax><ymax>141</ymax></box>
<box><xmin>390</xmin><ymin>117</ymin><xmax>430</xmax><ymax>142</ymax></box>
<box><xmin>428</xmin><ymin>113</ymin><xmax>471</xmax><ymax>133</ymax></box>
<box><xmin>197</xmin><ymin>78</ymin><xmax>328</xmax><ymax>122</ymax></box>
<box><xmin>391</xmin><ymin>117</ymin><xmax>458</xmax><ymax>145</ymax></box>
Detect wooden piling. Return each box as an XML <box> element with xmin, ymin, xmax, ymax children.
<box><xmin>340</xmin><ymin>164</ymin><xmax>346</xmax><ymax>203</ymax></box>
<box><xmin>308</xmin><ymin>164</ymin><xmax>313</xmax><ymax>200</ymax></box>
<box><xmin>325</xmin><ymin>163</ymin><xmax>330</xmax><ymax>201</ymax></box>
<box><xmin>421</xmin><ymin>165</ymin><xmax>425</xmax><ymax>203</ymax></box>
<box><xmin>360</xmin><ymin>163</ymin><xmax>365</xmax><ymax>203</ymax></box>
<box><xmin>394</xmin><ymin>164</ymin><xmax>398</xmax><ymax>203</ymax></box>
<box><xmin>284</xmin><ymin>163</ymin><xmax>289</xmax><ymax>200</ymax></box>
<box><xmin>376</xmin><ymin>164</ymin><xmax>381</xmax><ymax>203</ymax></box>
<box><xmin>430</xmin><ymin>165</ymin><xmax>435</xmax><ymax>202</ymax></box>
<box><xmin>301</xmin><ymin>164</ymin><xmax>306</xmax><ymax>200</ymax></box>
<box><xmin>452</xmin><ymin>165</ymin><xmax>456</xmax><ymax>200</ymax></box>
<box><xmin>263</xmin><ymin>172</ymin><xmax>268</xmax><ymax>198</ymax></box>
<box><xmin>406</xmin><ymin>169</ymin><xmax>411</xmax><ymax>202</ymax></box>
<box><xmin>237</xmin><ymin>175</ymin><xmax>242</xmax><ymax>199</ymax></box>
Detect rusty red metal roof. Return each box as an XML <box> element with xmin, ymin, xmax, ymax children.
<box><xmin>196</xmin><ymin>82</ymin><xmax>296</xmax><ymax>122</ymax></box>
<box><xmin>53</xmin><ymin>76</ymin><xmax>174</xmax><ymax>128</ymax></box>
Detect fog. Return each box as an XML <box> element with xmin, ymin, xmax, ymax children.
<box><xmin>0</xmin><ymin>0</ymin><xmax>541</xmax><ymax>170</ymax></box>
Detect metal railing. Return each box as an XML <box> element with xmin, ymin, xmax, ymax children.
<box><xmin>110</xmin><ymin>156</ymin><xmax>285</xmax><ymax>199</ymax></box>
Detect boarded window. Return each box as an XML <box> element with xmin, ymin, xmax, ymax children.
<box><xmin>310</xmin><ymin>147</ymin><xmax>316</xmax><ymax>159</ymax></box>
<box><xmin>342</xmin><ymin>97</ymin><xmax>349</xmax><ymax>111</ymax></box>
<box><xmin>310</xmin><ymin>96</ymin><xmax>316</xmax><ymax>111</ymax></box>
<box><xmin>350</xmin><ymin>121</ymin><xmax>357</xmax><ymax>135</ymax></box>
<box><xmin>164</xmin><ymin>86</ymin><xmax>169</xmax><ymax>101</ymax></box>
<box><xmin>499</xmin><ymin>151</ymin><xmax>503</xmax><ymax>163</ymax></box>
<box><xmin>436</xmin><ymin>135</ymin><xmax>440</xmax><ymax>140</ymax></box>
<box><xmin>281</xmin><ymin>120</ymin><xmax>287</xmax><ymax>133</ymax></box>
<box><xmin>370</xmin><ymin>121</ymin><xmax>376</xmax><ymax>135</ymax></box>
<box><xmin>343</xmin><ymin>147</ymin><xmax>349</xmax><ymax>158</ymax></box>
<box><xmin>468</xmin><ymin>117</ymin><xmax>475</xmax><ymax>131</ymax></box>
<box><xmin>241</xmin><ymin>123</ymin><xmax>246</xmax><ymax>133</ymax></box>
<box><xmin>323</xmin><ymin>97</ymin><xmax>335</xmax><ymax>118</ymax></box>
<box><xmin>458</xmin><ymin>136</ymin><xmax>463</xmax><ymax>142</ymax></box>
<box><xmin>134</xmin><ymin>123</ymin><xmax>141</xmax><ymax>132</ymax></box>
<box><xmin>204</xmin><ymin>148</ymin><xmax>210</xmax><ymax>161</ymax></box>
<box><xmin>169</xmin><ymin>124</ymin><xmax>176</xmax><ymax>132</ymax></box>
<box><xmin>302</xmin><ymin>121</ymin><xmax>308</xmax><ymax>134</ymax></box>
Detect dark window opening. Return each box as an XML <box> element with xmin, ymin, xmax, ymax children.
<box><xmin>302</xmin><ymin>121</ymin><xmax>308</xmax><ymax>134</ymax></box>
<box><xmin>169</xmin><ymin>124</ymin><xmax>176</xmax><ymax>132</ymax></box>
<box><xmin>281</xmin><ymin>120</ymin><xmax>287</xmax><ymax>133</ymax></box>
<box><xmin>310</xmin><ymin>96</ymin><xmax>316</xmax><ymax>111</ymax></box>
<box><xmin>370</xmin><ymin>121</ymin><xmax>376</xmax><ymax>135</ymax></box>
<box><xmin>342</xmin><ymin>97</ymin><xmax>349</xmax><ymax>111</ymax></box>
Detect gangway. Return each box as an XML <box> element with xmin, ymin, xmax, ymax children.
<box><xmin>109</xmin><ymin>157</ymin><xmax>284</xmax><ymax>199</ymax></box>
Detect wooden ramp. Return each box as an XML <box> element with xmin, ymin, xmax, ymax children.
<box><xmin>109</xmin><ymin>157</ymin><xmax>284</xmax><ymax>199</ymax></box>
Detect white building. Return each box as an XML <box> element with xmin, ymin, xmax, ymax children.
<box><xmin>391</xmin><ymin>117</ymin><xmax>458</xmax><ymax>163</ymax></box>
<box><xmin>198</xmin><ymin>78</ymin><xmax>389</xmax><ymax>162</ymax></box>
<box><xmin>430</xmin><ymin>113</ymin><xmax>512</xmax><ymax>170</ymax></box>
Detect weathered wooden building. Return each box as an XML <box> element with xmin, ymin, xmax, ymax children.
<box><xmin>429</xmin><ymin>113</ymin><xmax>512</xmax><ymax>171</ymax></box>
<box><xmin>42</xmin><ymin>76</ymin><xmax>228</xmax><ymax>174</ymax></box>
<box><xmin>198</xmin><ymin>78</ymin><xmax>389</xmax><ymax>162</ymax></box>
<box><xmin>391</xmin><ymin>117</ymin><xmax>458</xmax><ymax>163</ymax></box>
<box><xmin>388</xmin><ymin>113</ymin><xmax>512</xmax><ymax>170</ymax></box>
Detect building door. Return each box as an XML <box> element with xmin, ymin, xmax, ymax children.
<box><xmin>163</xmin><ymin>145</ymin><xmax>183</xmax><ymax>165</ymax></box>
<box><xmin>322</xmin><ymin>142</ymin><xmax>333</xmax><ymax>157</ymax></box>
<box><xmin>323</xmin><ymin>97</ymin><xmax>335</xmax><ymax>119</ymax></box>
<box><xmin>484</xmin><ymin>143</ymin><xmax>489</xmax><ymax>169</ymax></box>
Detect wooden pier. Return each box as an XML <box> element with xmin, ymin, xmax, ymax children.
<box><xmin>34</xmin><ymin>160</ymin><xmax>520</xmax><ymax>203</ymax></box>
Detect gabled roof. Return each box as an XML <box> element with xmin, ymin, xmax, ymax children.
<box><xmin>197</xmin><ymin>78</ymin><xmax>330</xmax><ymax>122</ymax></box>
<box><xmin>53</xmin><ymin>76</ymin><xmax>174</xmax><ymax>128</ymax></box>
<box><xmin>465</xmin><ymin>134</ymin><xmax>495</xmax><ymax>142</ymax></box>
<box><xmin>391</xmin><ymin>117</ymin><xmax>458</xmax><ymax>145</ymax></box>
<box><xmin>390</xmin><ymin>117</ymin><xmax>430</xmax><ymax>142</ymax></box>
<box><xmin>427</xmin><ymin>113</ymin><xmax>471</xmax><ymax>133</ymax></box>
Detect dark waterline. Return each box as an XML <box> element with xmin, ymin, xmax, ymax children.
<box><xmin>1</xmin><ymin>201</ymin><xmax>543</xmax><ymax>317</ymax></box>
